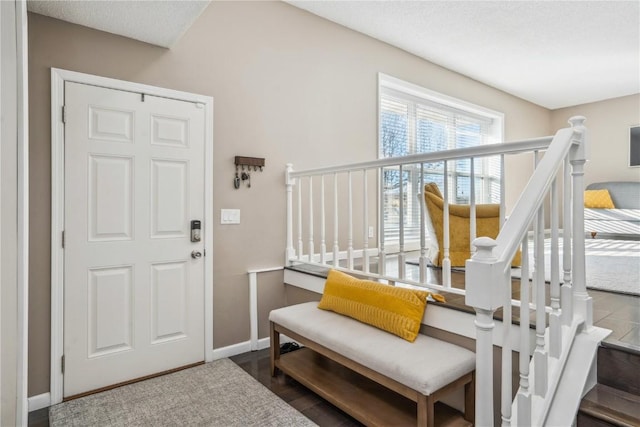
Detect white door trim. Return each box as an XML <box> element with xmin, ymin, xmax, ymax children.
<box><xmin>50</xmin><ymin>68</ymin><xmax>214</xmax><ymax>405</ymax></box>
<box><xmin>16</xmin><ymin>0</ymin><xmax>29</xmax><ymax>423</ymax></box>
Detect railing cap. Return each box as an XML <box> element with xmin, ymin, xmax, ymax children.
<box><xmin>472</xmin><ymin>237</ymin><xmax>498</xmax><ymax>261</ymax></box>
<box><xmin>568</xmin><ymin>116</ymin><xmax>586</xmax><ymax>128</ymax></box>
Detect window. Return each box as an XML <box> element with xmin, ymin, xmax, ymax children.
<box><xmin>379</xmin><ymin>74</ymin><xmax>503</xmax><ymax>247</ymax></box>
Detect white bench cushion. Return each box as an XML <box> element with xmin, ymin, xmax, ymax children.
<box><xmin>270</xmin><ymin>302</ymin><xmax>475</xmax><ymax>395</ymax></box>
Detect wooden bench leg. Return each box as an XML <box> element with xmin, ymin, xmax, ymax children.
<box><xmin>417</xmin><ymin>394</ymin><xmax>435</xmax><ymax>427</ymax></box>
<box><xmin>270</xmin><ymin>321</ymin><xmax>280</xmax><ymax>376</ymax></box>
<box><xmin>464</xmin><ymin>371</ymin><xmax>475</xmax><ymax>424</ymax></box>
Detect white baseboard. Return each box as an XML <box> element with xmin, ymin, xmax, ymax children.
<box><xmin>212</xmin><ymin>341</ymin><xmax>252</xmax><ymax>359</ymax></box>
<box><xmin>257</xmin><ymin>337</ymin><xmax>271</xmax><ymax>350</ymax></box>
<box><xmin>212</xmin><ymin>335</ymin><xmax>296</xmax><ymax>359</ymax></box>
<box><xmin>28</xmin><ymin>392</ymin><xmax>51</xmax><ymax>412</ymax></box>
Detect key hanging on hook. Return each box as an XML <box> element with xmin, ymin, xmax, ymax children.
<box><xmin>240</xmin><ymin>171</ymin><xmax>251</xmax><ymax>188</ymax></box>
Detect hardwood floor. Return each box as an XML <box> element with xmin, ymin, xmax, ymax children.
<box><xmin>27</xmin><ymin>407</ymin><xmax>49</xmax><ymax>427</ymax></box>
<box><xmin>590</xmin><ymin>289</ymin><xmax>640</xmax><ymax>350</ymax></box>
<box><xmin>230</xmin><ymin>349</ymin><xmax>363</xmax><ymax>427</ymax></box>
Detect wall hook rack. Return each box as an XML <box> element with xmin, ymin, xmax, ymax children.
<box><xmin>234</xmin><ymin>156</ymin><xmax>265</xmax><ymax>189</ymax></box>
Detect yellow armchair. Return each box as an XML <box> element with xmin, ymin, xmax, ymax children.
<box><xmin>423</xmin><ymin>182</ymin><xmax>521</xmax><ymax>267</ymax></box>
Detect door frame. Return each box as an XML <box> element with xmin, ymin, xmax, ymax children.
<box><xmin>1</xmin><ymin>0</ymin><xmax>29</xmax><ymax>423</ymax></box>
<box><xmin>50</xmin><ymin>68</ymin><xmax>214</xmax><ymax>405</ymax></box>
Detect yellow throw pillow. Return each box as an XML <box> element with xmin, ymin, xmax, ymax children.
<box><xmin>584</xmin><ymin>189</ymin><xmax>615</xmax><ymax>209</ymax></box>
<box><xmin>318</xmin><ymin>270</ymin><xmax>444</xmax><ymax>342</ymax></box>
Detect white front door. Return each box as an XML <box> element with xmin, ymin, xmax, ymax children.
<box><xmin>63</xmin><ymin>82</ymin><xmax>206</xmax><ymax>397</ymax></box>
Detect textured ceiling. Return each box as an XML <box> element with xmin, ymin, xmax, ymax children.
<box><xmin>27</xmin><ymin>0</ymin><xmax>211</xmax><ymax>48</ymax></box>
<box><xmin>287</xmin><ymin>1</ymin><xmax>640</xmax><ymax>109</ymax></box>
<box><xmin>27</xmin><ymin>0</ymin><xmax>639</xmax><ymax>109</ymax></box>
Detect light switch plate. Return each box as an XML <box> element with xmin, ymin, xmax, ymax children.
<box><xmin>221</xmin><ymin>209</ymin><xmax>241</xmax><ymax>224</ymax></box>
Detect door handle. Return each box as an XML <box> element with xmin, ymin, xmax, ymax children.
<box><xmin>191</xmin><ymin>250</ymin><xmax>202</xmax><ymax>259</ymax></box>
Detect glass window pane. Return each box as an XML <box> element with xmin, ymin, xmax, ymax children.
<box><xmin>379</xmin><ymin>83</ymin><xmax>503</xmax><ymax>248</ymax></box>
<box><xmin>381</xmin><ymin>98</ymin><xmax>409</xmax><ymax>158</ymax></box>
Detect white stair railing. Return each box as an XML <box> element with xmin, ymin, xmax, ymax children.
<box><xmin>285</xmin><ymin>137</ymin><xmax>552</xmax><ymax>291</ymax></box>
<box><xmin>285</xmin><ymin>116</ymin><xmax>607</xmax><ymax>425</ymax></box>
<box><xmin>466</xmin><ymin>116</ymin><xmax>606</xmax><ymax>426</ymax></box>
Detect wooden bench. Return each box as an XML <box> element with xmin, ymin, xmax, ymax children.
<box><xmin>269</xmin><ymin>302</ymin><xmax>476</xmax><ymax>427</ymax></box>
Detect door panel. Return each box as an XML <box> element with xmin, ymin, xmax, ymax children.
<box><xmin>150</xmin><ymin>261</ymin><xmax>188</xmax><ymax>343</ymax></box>
<box><xmin>89</xmin><ymin>106</ymin><xmax>134</xmax><ymax>143</ymax></box>
<box><xmin>88</xmin><ymin>266</ymin><xmax>133</xmax><ymax>357</ymax></box>
<box><xmin>151</xmin><ymin>159</ymin><xmax>188</xmax><ymax>238</ymax></box>
<box><xmin>63</xmin><ymin>82</ymin><xmax>205</xmax><ymax>397</ymax></box>
<box><xmin>88</xmin><ymin>155</ymin><xmax>134</xmax><ymax>241</ymax></box>
<box><xmin>151</xmin><ymin>115</ymin><xmax>189</xmax><ymax>147</ymax></box>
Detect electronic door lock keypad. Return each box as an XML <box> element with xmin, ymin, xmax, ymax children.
<box><xmin>191</xmin><ymin>220</ymin><xmax>201</xmax><ymax>242</ymax></box>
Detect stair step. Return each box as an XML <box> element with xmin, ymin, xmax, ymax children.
<box><xmin>598</xmin><ymin>343</ymin><xmax>640</xmax><ymax>395</ymax></box>
<box><xmin>579</xmin><ymin>384</ymin><xmax>640</xmax><ymax>427</ymax></box>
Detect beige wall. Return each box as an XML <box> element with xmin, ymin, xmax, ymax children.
<box><xmin>551</xmin><ymin>95</ymin><xmax>640</xmax><ymax>185</ymax></box>
<box><xmin>27</xmin><ymin>1</ymin><xmax>552</xmax><ymax>396</ymax></box>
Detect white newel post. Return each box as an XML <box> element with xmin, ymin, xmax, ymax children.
<box><xmin>569</xmin><ymin>116</ymin><xmax>592</xmax><ymax>328</ymax></box>
<box><xmin>466</xmin><ymin>237</ymin><xmax>503</xmax><ymax>427</ymax></box>
<box><xmin>285</xmin><ymin>164</ymin><xmax>295</xmax><ymax>263</ymax></box>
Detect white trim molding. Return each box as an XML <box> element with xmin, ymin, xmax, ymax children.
<box><xmin>1</xmin><ymin>1</ymin><xmax>29</xmax><ymax>424</ymax></box>
<box><xmin>247</xmin><ymin>267</ymin><xmax>283</xmax><ymax>351</ymax></box>
<box><xmin>27</xmin><ymin>393</ymin><xmax>50</xmax><ymax>413</ymax></box>
<box><xmin>49</xmin><ymin>68</ymin><xmax>214</xmax><ymax>404</ymax></box>
<box><xmin>212</xmin><ymin>336</ymin><xmax>295</xmax><ymax>360</ymax></box>
<box><xmin>16</xmin><ymin>1</ymin><xmax>29</xmax><ymax>424</ymax></box>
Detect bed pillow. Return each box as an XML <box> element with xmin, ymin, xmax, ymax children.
<box><xmin>318</xmin><ymin>270</ymin><xmax>442</xmax><ymax>342</ymax></box>
<box><xmin>584</xmin><ymin>189</ymin><xmax>615</xmax><ymax>209</ymax></box>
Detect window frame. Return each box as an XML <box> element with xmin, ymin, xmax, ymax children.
<box><xmin>377</xmin><ymin>73</ymin><xmax>505</xmax><ymax>250</ymax></box>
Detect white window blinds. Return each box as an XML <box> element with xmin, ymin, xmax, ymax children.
<box><xmin>379</xmin><ymin>78</ymin><xmax>503</xmax><ymax>247</ymax></box>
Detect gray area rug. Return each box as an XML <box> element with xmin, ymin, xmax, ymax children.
<box><xmin>49</xmin><ymin>358</ymin><xmax>317</xmax><ymax>427</ymax></box>
<box><xmin>513</xmin><ymin>238</ymin><xmax>639</xmax><ymax>296</ymax></box>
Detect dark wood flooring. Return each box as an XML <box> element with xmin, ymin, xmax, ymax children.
<box><xmin>578</xmin><ymin>344</ymin><xmax>640</xmax><ymax>425</ymax></box>
<box><xmin>231</xmin><ymin>348</ymin><xmax>363</xmax><ymax>427</ymax></box>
